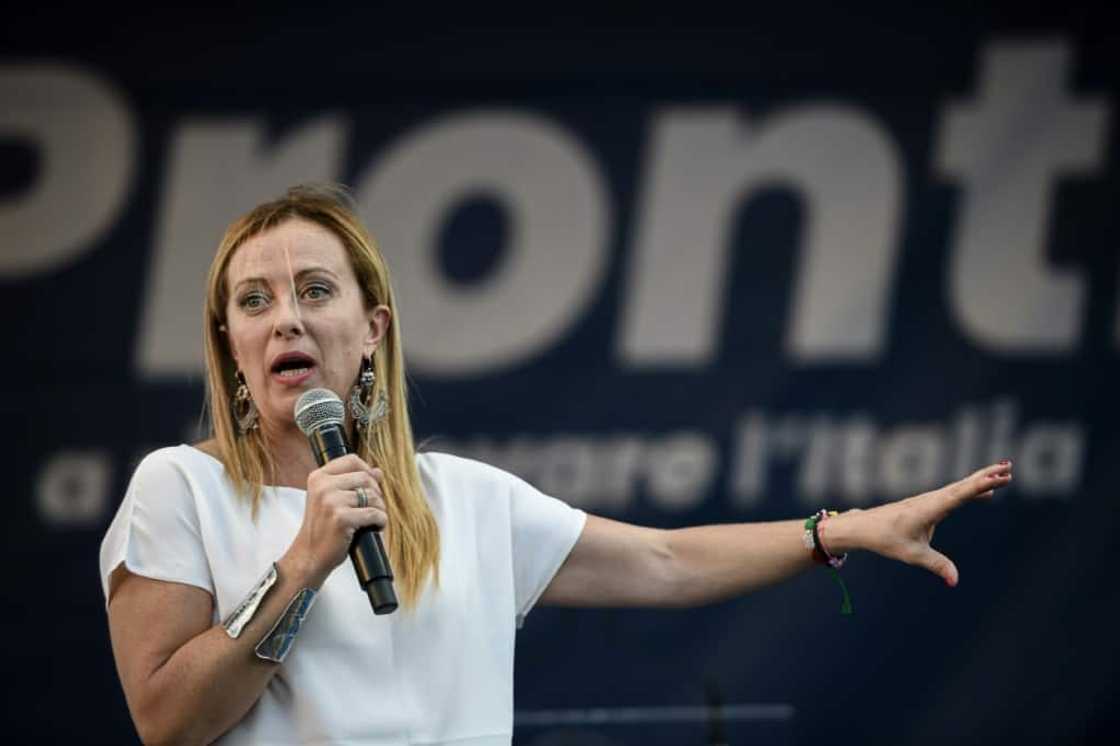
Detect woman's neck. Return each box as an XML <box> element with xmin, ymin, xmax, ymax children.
<box><xmin>260</xmin><ymin>420</ymin><xmax>322</xmax><ymax>490</ymax></box>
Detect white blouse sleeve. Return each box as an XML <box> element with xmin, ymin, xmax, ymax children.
<box><xmin>99</xmin><ymin>447</ymin><xmax>215</xmax><ymax>607</ymax></box>
<box><xmin>506</xmin><ymin>469</ymin><xmax>587</xmax><ymax>627</ymax></box>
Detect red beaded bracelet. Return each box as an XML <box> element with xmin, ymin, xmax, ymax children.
<box><xmin>816</xmin><ymin>510</ymin><xmax>848</xmax><ymax>569</ymax></box>
<box><xmin>802</xmin><ymin>509</ymin><xmax>853</xmax><ymax>615</ymax></box>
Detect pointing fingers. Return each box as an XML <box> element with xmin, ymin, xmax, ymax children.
<box><xmin>950</xmin><ymin>461</ymin><xmax>1012</xmax><ymax>504</ymax></box>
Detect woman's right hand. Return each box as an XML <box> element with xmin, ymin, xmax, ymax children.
<box><xmin>285</xmin><ymin>454</ymin><xmax>388</xmax><ymax>586</ymax></box>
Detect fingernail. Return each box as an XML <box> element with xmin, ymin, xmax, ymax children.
<box><xmin>1000</xmin><ymin>459</ymin><xmax>1011</xmax><ymax>465</ymax></box>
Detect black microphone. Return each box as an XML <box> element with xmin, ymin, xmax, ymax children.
<box><xmin>294</xmin><ymin>388</ymin><xmax>398</xmax><ymax>615</ymax></box>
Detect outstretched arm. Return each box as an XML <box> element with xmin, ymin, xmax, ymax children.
<box><xmin>540</xmin><ymin>461</ymin><xmax>1013</xmax><ymax>608</ymax></box>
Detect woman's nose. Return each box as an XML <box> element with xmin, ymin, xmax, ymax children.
<box><xmin>272</xmin><ymin>294</ymin><xmax>304</xmax><ymax>338</ymax></box>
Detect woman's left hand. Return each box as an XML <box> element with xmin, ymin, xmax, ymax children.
<box><xmin>831</xmin><ymin>460</ymin><xmax>1013</xmax><ymax>586</ymax></box>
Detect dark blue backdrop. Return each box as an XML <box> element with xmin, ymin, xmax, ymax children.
<box><xmin>3</xmin><ymin>3</ymin><xmax>1117</xmax><ymax>744</ymax></box>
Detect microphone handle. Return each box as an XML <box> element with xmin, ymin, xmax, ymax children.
<box><xmin>307</xmin><ymin>426</ymin><xmax>399</xmax><ymax>615</ymax></box>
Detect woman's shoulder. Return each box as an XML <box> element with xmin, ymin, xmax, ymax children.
<box><xmin>190</xmin><ymin>439</ymin><xmax>222</xmax><ymax>461</ymax></box>
<box><xmin>130</xmin><ymin>441</ymin><xmax>225</xmax><ymax>483</ymax></box>
<box><xmin>416</xmin><ymin>450</ymin><xmax>543</xmax><ymax>506</ymax></box>
<box><xmin>417</xmin><ymin>449</ymin><xmax>512</xmax><ymax>483</ymax></box>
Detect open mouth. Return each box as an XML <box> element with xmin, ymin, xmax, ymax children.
<box><xmin>270</xmin><ymin>352</ymin><xmax>316</xmax><ymax>379</ymax></box>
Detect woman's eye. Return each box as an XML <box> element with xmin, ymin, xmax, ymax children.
<box><xmin>301</xmin><ymin>283</ymin><xmax>332</xmax><ymax>301</ymax></box>
<box><xmin>239</xmin><ymin>292</ymin><xmax>269</xmax><ymax>311</ymax></box>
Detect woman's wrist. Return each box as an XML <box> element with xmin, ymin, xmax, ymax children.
<box><xmin>816</xmin><ymin>508</ymin><xmax>865</xmax><ymax>556</ymax></box>
<box><xmin>278</xmin><ymin>548</ymin><xmax>328</xmax><ymax>590</ymax></box>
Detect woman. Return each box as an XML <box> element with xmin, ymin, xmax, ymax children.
<box><xmin>100</xmin><ymin>184</ymin><xmax>1013</xmax><ymax>745</ymax></box>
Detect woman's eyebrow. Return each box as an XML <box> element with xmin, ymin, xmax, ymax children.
<box><xmin>232</xmin><ymin>276</ymin><xmax>267</xmax><ymax>292</ymax></box>
<box><xmin>231</xmin><ymin>267</ymin><xmax>340</xmax><ymax>291</ymax></box>
<box><xmin>291</xmin><ymin>266</ymin><xmax>340</xmax><ymax>281</ymax></box>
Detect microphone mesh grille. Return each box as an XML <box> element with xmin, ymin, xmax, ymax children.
<box><xmin>294</xmin><ymin>388</ymin><xmax>346</xmax><ymax>434</ymax></box>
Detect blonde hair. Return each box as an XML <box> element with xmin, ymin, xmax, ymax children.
<box><xmin>202</xmin><ymin>183</ymin><xmax>439</xmax><ymax>607</ymax></box>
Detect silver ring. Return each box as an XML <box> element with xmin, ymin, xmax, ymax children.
<box><xmin>355</xmin><ymin>487</ymin><xmax>369</xmax><ymax>509</ymax></box>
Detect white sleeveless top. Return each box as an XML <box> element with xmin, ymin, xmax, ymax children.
<box><xmin>99</xmin><ymin>445</ymin><xmax>586</xmax><ymax>745</ymax></box>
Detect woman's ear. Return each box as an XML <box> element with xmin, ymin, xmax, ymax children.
<box><xmin>365</xmin><ymin>305</ymin><xmax>392</xmax><ymax>353</ymax></box>
<box><xmin>220</xmin><ymin>322</ymin><xmax>240</xmax><ymax>366</ymax></box>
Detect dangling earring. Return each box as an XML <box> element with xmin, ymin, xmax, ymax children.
<box><xmin>349</xmin><ymin>352</ymin><xmax>389</xmax><ymax>430</ymax></box>
<box><xmin>231</xmin><ymin>370</ymin><xmax>259</xmax><ymax>434</ymax></box>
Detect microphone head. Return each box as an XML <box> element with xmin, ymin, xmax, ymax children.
<box><xmin>294</xmin><ymin>388</ymin><xmax>346</xmax><ymax>435</ymax></box>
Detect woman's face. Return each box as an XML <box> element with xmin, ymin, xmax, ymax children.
<box><xmin>223</xmin><ymin>217</ymin><xmax>390</xmax><ymax>431</ymax></box>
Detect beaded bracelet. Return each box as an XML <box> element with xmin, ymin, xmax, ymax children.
<box><xmin>803</xmin><ymin>509</ymin><xmax>853</xmax><ymax>615</ymax></box>
<box><xmin>804</xmin><ymin>509</ymin><xmax>848</xmax><ymax>569</ymax></box>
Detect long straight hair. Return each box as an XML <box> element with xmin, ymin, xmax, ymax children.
<box><xmin>202</xmin><ymin>183</ymin><xmax>439</xmax><ymax>607</ymax></box>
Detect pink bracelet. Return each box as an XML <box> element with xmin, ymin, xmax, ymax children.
<box><xmin>802</xmin><ymin>509</ymin><xmax>853</xmax><ymax>615</ymax></box>
<box><xmin>805</xmin><ymin>509</ymin><xmax>848</xmax><ymax>569</ymax></box>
